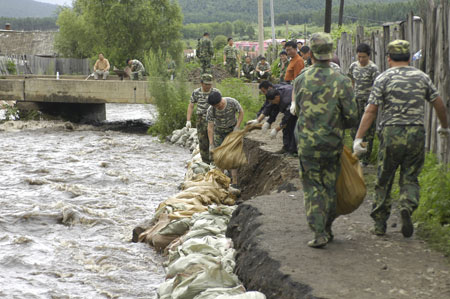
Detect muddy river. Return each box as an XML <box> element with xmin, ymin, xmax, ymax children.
<box><xmin>0</xmin><ymin>104</ymin><xmax>188</xmax><ymax>298</ymax></box>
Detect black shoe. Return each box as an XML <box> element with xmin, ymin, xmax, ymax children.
<box><xmin>401</xmin><ymin>209</ymin><xmax>414</xmax><ymax>238</ymax></box>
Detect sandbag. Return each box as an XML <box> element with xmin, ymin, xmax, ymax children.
<box><xmin>212</xmin><ymin>124</ymin><xmax>262</xmax><ymax>170</ymax></box>
<box><xmin>336</xmin><ymin>146</ymin><xmax>366</xmax><ymax>215</ymax></box>
<box><xmin>193</xmin><ymin>285</ymin><xmax>247</xmax><ymax>299</ymax></box>
<box><xmin>216</xmin><ymin>292</ymin><xmax>267</xmax><ymax>299</ymax></box>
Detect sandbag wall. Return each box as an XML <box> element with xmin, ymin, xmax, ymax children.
<box><xmin>134</xmin><ymin>144</ymin><xmax>266</xmax><ymax>299</ymax></box>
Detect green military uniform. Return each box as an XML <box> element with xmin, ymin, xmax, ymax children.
<box><xmin>304</xmin><ymin>57</ymin><xmax>312</xmax><ymax>68</ymax></box>
<box><xmin>367</xmin><ymin>40</ymin><xmax>439</xmax><ymax>234</ymax></box>
<box><xmin>206</xmin><ymin>97</ymin><xmax>242</xmax><ymax>147</ymax></box>
<box><xmin>190</xmin><ymin>74</ymin><xmax>220</xmax><ymax>164</ymax></box>
<box><xmin>224</xmin><ymin>45</ymin><xmax>239</xmax><ymax>76</ymax></box>
<box><xmin>197</xmin><ymin>36</ymin><xmax>214</xmax><ymax>74</ymax></box>
<box><xmin>242</xmin><ymin>62</ymin><xmax>255</xmax><ymax>81</ymax></box>
<box><xmin>130</xmin><ymin>59</ymin><xmax>145</xmax><ymax>80</ymax></box>
<box><xmin>348</xmin><ymin>60</ymin><xmax>380</xmax><ymax>164</ymax></box>
<box><xmin>278</xmin><ymin>59</ymin><xmax>290</xmax><ymax>83</ymax></box>
<box><xmin>256</xmin><ymin>61</ymin><xmax>271</xmax><ymax>80</ymax></box>
<box><xmin>293</xmin><ymin>33</ymin><xmax>358</xmax><ymax>247</ymax></box>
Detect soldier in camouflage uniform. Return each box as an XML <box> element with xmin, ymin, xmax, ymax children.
<box><xmin>241</xmin><ymin>56</ymin><xmax>255</xmax><ymax>82</ymax></box>
<box><xmin>126</xmin><ymin>59</ymin><xmax>145</xmax><ymax>80</ymax></box>
<box><xmin>255</xmin><ymin>57</ymin><xmax>271</xmax><ymax>81</ymax></box>
<box><xmin>197</xmin><ymin>33</ymin><xmax>214</xmax><ymax>74</ymax></box>
<box><xmin>348</xmin><ymin>43</ymin><xmax>380</xmax><ymax>165</ymax></box>
<box><xmin>223</xmin><ymin>38</ymin><xmax>240</xmax><ymax>77</ymax></box>
<box><xmin>186</xmin><ymin>74</ymin><xmax>220</xmax><ymax>164</ymax></box>
<box><xmin>354</xmin><ymin>40</ymin><xmax>449</xmax><ymax>237</ymax></box>
<box><xmin>300</xmin><ymin>46</ymin><xmax>312</xmax><ymax>68</ymax></box>
<box><xmin>293</xmin><ymin>32</ymin><xmax>358</xmax><ymax>248</ymax></box>
<box><xmin>207</xmin><ymin>91</ymin><xmax>244</xmax><ymax>187</ymax></box>
<box><xmin>278</xmin><ymin>51</ymin><xmax>290</xmax><ymax>83</ymax></box>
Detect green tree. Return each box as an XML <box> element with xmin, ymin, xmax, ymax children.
<box><xmin>222</xmin><ymin>21</ymin><xmax>233</xmax><ymax>37</ymax></box>
<box><xmin>213</xmin><ymin>35</ymin><xmax>228</xmax><ymax>51</ymax></box>
<box><xmin>246</xmin><ymin>25</ymin><xmax>256</xmax><ymax>39</ymax></box>
<box><xmin>55</xmin><ymin>0</ymin><xmax>183</xmax><ymax>67</ymax></box>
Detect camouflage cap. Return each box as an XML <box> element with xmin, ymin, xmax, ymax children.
<box><xmin>310</xmin><ymin>32</ymin><xmax>334</xmax><ymax>60</ymax></box>
<box><xmin>201</xmin><ymin>73</ymin><xmax>213</xmax><ymax>84</ymax></box>
<box><xmin>387</xmin><ymin>40</ymin><xmax>410</xmax><ymax>55</ymax></box>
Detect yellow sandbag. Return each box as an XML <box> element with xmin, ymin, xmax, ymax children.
<box><xmin>336</xmin><ymin>146</ymin><xmax>366</xmax><ymax>215</ymax></box>
<box><xmin>212</xmin><ymin>124</ymin><xmax>262</xmax><ymax>170</ymax></box>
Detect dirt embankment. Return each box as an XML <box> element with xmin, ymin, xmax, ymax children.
<box><xmin>228</xmin><ymin>129</ymin><xmax>450</xmax><ymax>299</ymax></box>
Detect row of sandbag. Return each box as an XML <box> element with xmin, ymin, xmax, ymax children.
<box><xmin>135</xmin><ymin>148</ymin><xmax>265</xmax><ymax>299</ymax></box>
<box><xmin>168</xmin><ymin>127</ymin><xmax>199</xmax><ymax>152</ymax></box>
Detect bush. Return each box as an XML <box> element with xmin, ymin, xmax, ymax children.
<box><xmin>146</xmin><ymin>50</ymin><xmax>191</xmax><ymax>140</ymax></box>
<box><xmin>413</xmin><ymin>153</ymin><xmax>450</xmax><ymax>256</ymax></box>
<box><xmin>216</xmin><ymin>78</ymin><xmax>263</xmax><ymax>127</ymax></box>
<box><xmin>213</xmin><ymin>35</ymin><xmax>228</xmax><ymax>51</ymax></box>
<box><xmin>6</xmin><ymin>60</ymin><xmax>16</xmax><ymax>75</ymax></box>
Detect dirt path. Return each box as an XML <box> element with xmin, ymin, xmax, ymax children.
<box><xmin>227</xmin><ymin>128</ymin><xmax>450</xmax><ymax>299</ymax></box>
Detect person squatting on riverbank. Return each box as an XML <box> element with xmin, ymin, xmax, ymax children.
<box><xmin>353</xmin><ymin>40</ymin><xmax>449</xmax><ymax>238</ymax></box>
<box><xmin>241</xmin><ymin>56</ymin><xmax>255</xmax><ymax>82</ymax></box>
<box><xmin>255</xmin><ymin>57</ymin><xmax>271</xmax><ymax>81</ymax></box>
<box><xmin>348</xmin><ymin>43</ymin><xmax>380</xmax><ymax>166</ymax></box>
<box><xmin>93</xmin><ymin>53</ymin><xmax>110</xmax><ymax>80</ymax></box>
<box><xmin>197</xmin><ymin>32</ymin><xmax>214</xmax><ymax>74</ymax></box>
<box><xmin>264</xmin><ymin>86</ymin><xmax>298</xmax><ymax>156</ymax></box>
<box><xmin>207</xmin><ymin>91</ymin><xmax>244</xmax><ymax>188</ymax></box>
<box><xmin>246</xmin><ymin>81</ymin><xmax>286</xmax><ymax>135</ymax></box>
<box><xmin>293</xmin><ymin>32</ymin><xmax>358</xmax><ymax>248</ymax></box>
<box><xmin>186</xmin><ymin>74</ymin><xmax>221</xmax><ymax>164</ymax></box>
<box><xmin>223</xmin><ymin>37</ymin><xmax>240</xmax><ymax>77</ymax></box>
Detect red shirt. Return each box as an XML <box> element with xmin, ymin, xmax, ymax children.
<box><xmin>284</xmin><ymin>54</ymin><xmax>304</xmax><ymax>81</ymax></box>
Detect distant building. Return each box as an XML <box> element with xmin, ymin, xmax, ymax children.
<box><xmin>0</xmin><ymin>24</ymin><xmax>57</xmax><ymax>57</ymax></box>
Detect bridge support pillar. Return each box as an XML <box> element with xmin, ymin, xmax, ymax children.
<box><xmin>17</xmin><ymin>102</ymin><xmax>106</xmax><ymax>123</ymax></box>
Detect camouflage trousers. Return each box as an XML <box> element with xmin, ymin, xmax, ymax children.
<box><xmin>299</xmin><ymin>154</ymin><xmax>340</xmax><ymax>238</ymax></box>
<box><xmin>213</xmin><ymin>126</ymin><xmax>234</xmax><ymax>148</ymax></box>
<box><xmin>351</xmin><ymin>96</ymin><xmax>375</xmax><ymax>163</ymax></box>
<box><xmin>225</xmin><ymin>58</ymin><xmax>237</xmax><ymax>77</ymax></box>
<box><xmin>199</xmin><ymin>58</ymin><xmax>212</xmax><ymax>74</ymax></box>
<box><xmin>196</xmin><ymin>116</ymin><xmax>210</xmax><ymax>164</ymax></box>
<box><xmin>131</xmin><ymin>71</ymin><xmax>144</xmax><ymax>81</ymax></box>
<box><xmin>371</xmin><ymin>126</ymin><xmax>425</xmax><ymax>224</ymax></box>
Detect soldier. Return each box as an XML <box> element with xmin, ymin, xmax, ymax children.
<box><xmin>186</xmin><ymin>74</ymin><xmax>220</xmax><ymax>164</ymax></box>
<box><xmin>293</xmin><ymin>32</ymin><xmax>358</xmax><ymax>248</ymax></box>
<box><xmin>241</xmin><ymin>56</ymin><xmax>255</xmax><ymax>82</ymax></box>
<box><xmin>126</xmin><ymin>59</ymin><xmax>145</xmax><ymax>80</ymax></box>
<box><xmin>207</xmin><ymin>91</ymin><xmax>244</xmax><ymax>188</ymax></box>
<box><xmin>223</xmin><ymin>38</ymin><xmax>240</xmax><ymax>77</ymax></box>
<box><xmin>255</xmin><ymin>57</ymin><xmax>271</xmax><ymax>81</ymax></box>
<box><xmin>348</xmin><ymin>43</ymin><xmax>380</xmax><ymax>166</ymax></box>
<box><xmin>278</xmin><ymin>51</ymin><xmax>290</xmax><ymax>83</ymax></box>
<box><xmin>299</xmin><ymin>46</ymin><xmax>312</xmax><ymax>68</ymax></box>
<box><xmin>197</xmin><ymin>32</ymin><xmax>214</xmax><ymax>74</ymax></box>
<box><xmin>354</xmin><ymin>40</ymin><xmax>449</xmax><ymax>237</ymax></box>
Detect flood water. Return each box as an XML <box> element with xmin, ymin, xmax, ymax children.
<box><xmin>0</xmin><ymin>104</ymin><xmax>188</xmax><ymax>298</ymax></box>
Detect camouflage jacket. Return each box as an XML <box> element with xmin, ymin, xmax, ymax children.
<box><xmin>348</xmin><ymin>60</ymin><xmax>379</xmax><ymax>99</ymax></box>
<box><xmin>190</xmin><ymin>87</ymin><xmax>221</xmax><ymax>116</ymax></box>
<box><xmin>294</xmin><ymin>63</ymin><xmax>358</xmax><ymax>158</ymax></box>
<box><xmin>242</xmin><ymin>63</ymin><xmax>255</xmax><ymax>75</ymax></box>
<box><xmin>368</xmin><ymin>66</ymin><xmax>438</xmax><ymax>127</ymax></box>
<box><xmin>197</xmin><ymin>37</ymin><xmax>214</xmax><ymax>58</ymax></box>
<box><xmin>131</xmin><ymin>60</ymin><xmax>145</xmax><ymax>72</ymax></box>
<box><xmin>224</xmin><ymin>45</ymin><xmax>238</xmax><ymax>60</ymax></box>
<box><xmin>207</xmin><ymin>97</ymin><xmax>242</xmax><ymax>130</ymax></box>
<box><xmin>278</xmin><ymin>59</ymin><xmax>290</xmax><ymax>80</ymax></box>
<box><xmin>256</xmin><ymin>61</ymin><xmax>271</xmax><ymax>72</ymax></box>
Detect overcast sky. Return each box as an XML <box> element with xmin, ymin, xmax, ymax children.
<box><xmin>35</xmin><ymin>0</ymin><xmax>72</xmax><ymax>6</ymax></box>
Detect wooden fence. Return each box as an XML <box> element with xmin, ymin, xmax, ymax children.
<box><xmin>0</xmin><ymin>55</ymin><xmax>91</xmax><ymax>76</ymax></box>
<box><xmin>336</xmin><ymin>0</ymin><xmax>450</xmax><ymax>164</ymax></box>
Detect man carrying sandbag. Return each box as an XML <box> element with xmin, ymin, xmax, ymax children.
<box><xmin>264</xmin><ymin>87</ymin><xmax>298</xmax><ymax>156</ymax></box>
<box><xmin>293</xmin><ymin>32</ymin><xmax>358</xmax><ymax>248</ymax></box>
<box><xmin>354</xmin><ymin>40</ymin><xmax>449</xmax><ymax>238</ymax></box>
<box><xmin>186</xmin><ymin>74</ymin><xmax>221</xmax><ymax>164</ymax></box>
<box><xmin>207</xmin><ymin>91</ymin><xmax>244</xmax><ymax>189</ymax></box>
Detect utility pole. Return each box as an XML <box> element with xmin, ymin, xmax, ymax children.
<box><xmin>270</xmin><ymin>0</ymin><xmax>276</xmax><ymax>61</ymax></box>
<box><xmin>338</xmin><ymin>0</ymin><xmax>345</xmax><ymax>28</ymax></box>
<box><xmin>324</xmin><ymin>0</ymin><xmax>332</xmax><ymax>33</ymax></box>
<box><xmin>258</xmin><ymin>0</ymin><xmax>264</xmax><ymax>56</ymax></box>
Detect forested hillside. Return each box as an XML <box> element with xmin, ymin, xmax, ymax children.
<box><xmin>0</xmin><ymin>0</ymin><xmax>59</xmax><ymax>18</ymax></box>
<box><xmin>178</xmin><ymin>0</ymin><xmax>409</xmax><ymax>24</ymax></box>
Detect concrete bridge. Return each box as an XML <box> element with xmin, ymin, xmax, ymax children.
<box><xmin>0</xmin><ymin>76</ymin><xmax>151</xmax><ymax>122</ymax></box>
<box><xmin>0</xmin><ymin>75</ymin><xmax>261</xmax><ymax>122</ymax></box>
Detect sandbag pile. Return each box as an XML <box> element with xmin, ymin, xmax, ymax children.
<box><xmin>169</xmin><ymin>127</ymin><xmax>199</xmax><ymax>152</ymax></box>
<box><xmin>135</xmin><ymin>144</ymin><xmax>266</xmax><ymax>299</ymax></box>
